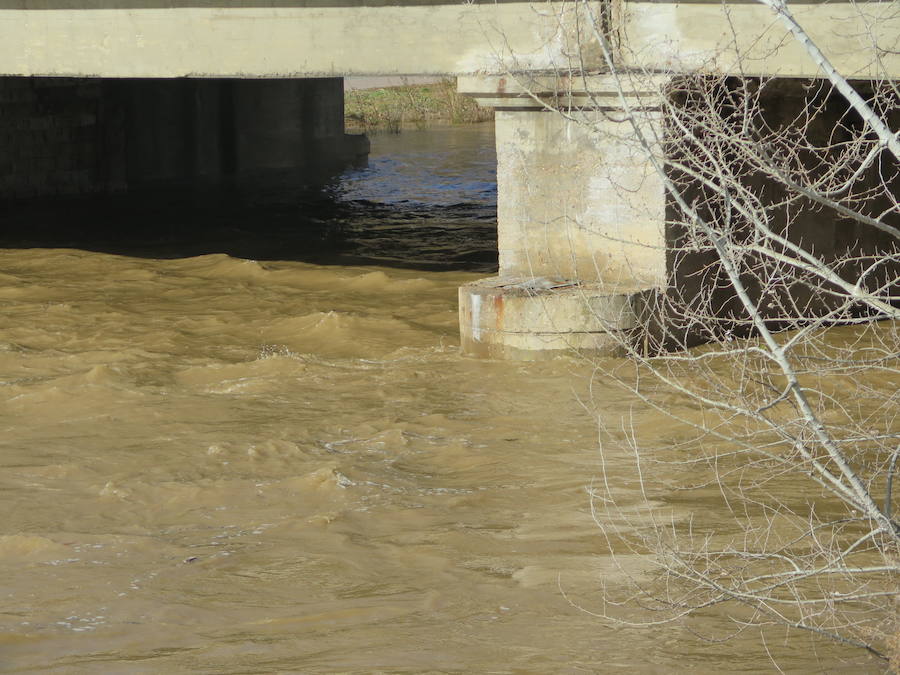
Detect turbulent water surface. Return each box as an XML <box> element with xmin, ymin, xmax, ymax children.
<box><xmin>0</xmin><ymin>124</ymin><xmax>881</xmax><ymax>672</ymax></box>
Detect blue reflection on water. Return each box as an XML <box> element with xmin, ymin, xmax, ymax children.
<box><xmin>330</xmin><ymin>123</ymin><xmax>498</xmax><ymax>271</ymax></box>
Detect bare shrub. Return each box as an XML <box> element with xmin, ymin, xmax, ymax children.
<box><xmin>507</xmin><ymin>0</ymin><xmax>900</xmax><ymax>664</ymax></box>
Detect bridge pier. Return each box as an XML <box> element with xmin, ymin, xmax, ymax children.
<box><xmin>458</xmin><ymin>75</ymin><xmax>668</xmax><ymax>358</ymax></box>
<box><xmin>0</xmin><ymin>76</ymin><xmax>368</xmax><ymax>200</ymax></box>
<box><xmin>459</xmin><ymin>74</ymin><xmax>899</xmax><ymax>359</ymax></box>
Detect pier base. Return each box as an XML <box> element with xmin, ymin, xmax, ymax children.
<box><xmin>459</xmin><ymin>277</ymin><xmax>649</xmax><ymax>359</ymax></box>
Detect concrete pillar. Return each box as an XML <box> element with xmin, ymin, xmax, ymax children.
<box><xmin>124</xmin><ymin>77</ymin><xmax>369</xmax><ymax>192</ymax></box>
<box><xmin>457</xmin><ymin>75</ymin><xmax>668</xmax><ymax>358</ymax></box>
<box><xmin>459</xmin><ymin>75</ymin><xmax>900</xmax><ymax>358</ymax></box>
<box><xmin>0</xmin><ymin>76</ymin><xmax>368</xmax><ymax>200</ymax></box>
<box><xmin>231</xmin><ymin>78</ymin><xmax>368</xmax><ymax>187</ymax></box>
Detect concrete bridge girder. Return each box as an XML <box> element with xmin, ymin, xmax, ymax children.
<box><xmin>0</xmin><ymin>2</ymin><xmax>896</xmax><ymax>79</ymax></box>
<box><xmin>620</xmin><ymin>1</ymin><xmax>900</xmax><ymax>80</ymax></box>
<box><xmin>0</xmin><ymin>2</ymin><xmax>592</xmax><ymax>78</ymax></box>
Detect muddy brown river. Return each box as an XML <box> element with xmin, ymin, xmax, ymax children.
<box><xmin>0</xmin><ymin>125</ymin><xmax>884</xmax><ymax>672</ymax></box>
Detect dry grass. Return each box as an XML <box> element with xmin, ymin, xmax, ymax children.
<box><xmin>345</xmin><ymin>78</ymin><xmax>492</xmax><ymax>133</ymax></box>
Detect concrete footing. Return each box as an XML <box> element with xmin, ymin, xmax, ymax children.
<box><xmin>459</xmin><ymin>276</ymin><xmax>650</xmax><ymax>358</ymax></box>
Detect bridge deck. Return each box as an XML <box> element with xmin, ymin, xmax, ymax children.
<box><xmin>0</xmin><ymin>1</ymin><xmax>896</xmax><ymax>79</ymax></box>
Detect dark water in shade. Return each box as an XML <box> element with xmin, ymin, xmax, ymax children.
<box><xmin>0</xmin><ymin>123</ymin><xmax>499</xmax><ymax>271</ymax></box>
<box><xmin>0</xmin><ymin>123</ymin><xmax>883</xmax><ymax>672</ymax></box>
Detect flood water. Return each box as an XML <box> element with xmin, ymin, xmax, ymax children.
<box><xmin>0</xmin><ymin>124</ymin><xmax>883</xmax><ymax>672</ymax></box>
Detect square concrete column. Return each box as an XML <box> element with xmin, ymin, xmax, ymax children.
<box><xmin>457</xmin><ymin>75</ymin><xmax>669</xmax><ymax>357</ymax></box>
<box><xmin>122</xmin><ymin>77</ymin><xmax>369</xmax><ymax>192</ymax></box>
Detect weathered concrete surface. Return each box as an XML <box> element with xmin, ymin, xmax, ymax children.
<box><xmin>492</xmin><ymin>108</ymin><xmax>666</xmax><ymax>285</ymax></box>
<box><xmin>458</xmin><ymin>277</ymin><xmax>645</xmax><ymax>359</ymax></box>
<box><xmin>461</xmin><ymin>75</ymin><xmax>667</xmax><ymax>286</ymax></box>
<box><xmin>0</xmin><ymin>2</ymin><xmax>591</xmax><ymax>78</ymax></box>
<box><xmin>344</xmin><ymin>76</ymin><xmax>441</xmax><ymax>91</ymax></box>
<box><xmin>620</xmin><ymin>1</ymin><xmax>900</xmax><ymax>79</ymax></box>
<box><xmin>0</xmin><ymin>1</ymin><xmax>896</xmax><ymax>79</ymax></box>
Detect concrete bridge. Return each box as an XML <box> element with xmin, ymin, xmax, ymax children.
<box><xmin>1</xmin><ymin>1</ymin><xmax>897</xmax><ymax>357</ymax></box>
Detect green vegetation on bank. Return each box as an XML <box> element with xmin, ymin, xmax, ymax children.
<box><xmin>345</xmin><ymin>78</ymin><xmax>493</xmax><ymax>132</ymax></box>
